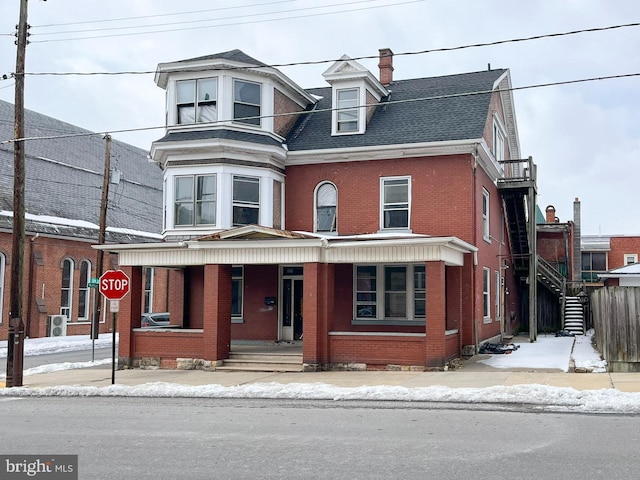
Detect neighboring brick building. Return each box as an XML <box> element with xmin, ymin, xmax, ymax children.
<box><xmin>101</xmin><ymin>48</ymin><xmax>531</xmax><ymax>371</ymax></box>
<box><xmin>0</xmin><ymin>100</ymin><xmax>164</xmax><ymax>340</ymax></box>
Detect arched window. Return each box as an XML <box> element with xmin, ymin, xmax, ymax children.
<box><xmin>315</xmin><ymin>182</ymin><xmax>337</xmax><ymax>233</ymax></box>
<box><xmin>60</xmin><ymin>258</ymin><xmax>74</xmax><ymax>320</ymax></box>
<box><xmin>77</xmin><ymin>260</ymin><xmax>91</xmax><ymax>321</ymax></box>
<box><xmin>0</xmin><ymin>252</ymin><xmax>5</xmax><ymax>324</ymax></box>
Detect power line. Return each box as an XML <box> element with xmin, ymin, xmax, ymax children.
<box><xmin>32</xmin><ymin>0</ymin><xmax>395</xmax><ymax>37</ymax></box>
<box><xmin>31</xmin><ymin>0</ymin><xmax>298</xmax><ymax>28</ymax></box>
<box><xmin>29</xmin><ymin>0</ymin><xmax>427</xmax><ymax>43</ymax></box>
<box><xmin>1</xmin><ymin>70</ymin><xmax>639</xmax><ymax>145</ymax></box>
<box><xmin>13</xmin><ymin>21</ymin><xmax>640</xmax><ymax>78</ymax></box>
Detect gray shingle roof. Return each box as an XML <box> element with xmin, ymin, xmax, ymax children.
<box><xmin>0</xmin><ymin>100</ymin><xmax>163</xmax><ymax>243</ymax></box>
<box><xmin>153</xmin><ymin>128</ymin><xmax>282</xmax><ymax>147</ymax></box>
<box><xmin>286</xmin><ymin>68</ymin><xmax>507</xmax><ymax>151</ymax></box>
<box><xmin>165</xmin><ymin>49</ymin><xmax>268</xmax><ymax>68</ymax></box>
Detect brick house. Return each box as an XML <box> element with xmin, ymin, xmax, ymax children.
<box><xmin>101</xmin><ymin>48</ymin><xmax>531</xmax><ymax>371</ymax></box>
<box><xmin>0</xmin><ymin>100</ymin><xmax>164</xmax><ymax>340</ymax></box>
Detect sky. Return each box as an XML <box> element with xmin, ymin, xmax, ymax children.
<box><xmin>1</xmin><ymin>331</ymin><xmax>634</xmax><ymax>414</ymax></box>
<box><xmin>0</xmin><ymin>0</ymin><xmax>639</xmax><ymax>235</ymax></box>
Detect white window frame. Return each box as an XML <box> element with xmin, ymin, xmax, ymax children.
<box><xmin>174</xmin><ymin>174</ymin><xmax>217</xmax><ymax>228</ymax></box>
<box><xmin>483</xmin><ymin>267</ymin><xmax>491</xmax><ymax>323</ymax></box>
<box><xmin>314</xmin><ymin>182</ymin><xmax>338</xmax><ymax>234</ymax></box>
<box><xmin>495</xmin><ymin>270</ymin><xmax>501</xmax><ymax>323</ymax></box>
<box><xmin>380</xmin><ymin>176</ymin><xmax>411</xmax><ymax>231</ymax></box>
<box><xmin>482</xmin><ymin>188</ymin><xmax>490</xmax><ymax>242</ymax></box>
<box><xmin>232</xmin><ymin>175</ymin><xmax>260</xmax><ymax>226</ymax></box>
<box><xmin>0</xmin><ymin>253</ymin><xmax>5</xmax><ymax>324</ymax></box>
<box><xmin>144</xmin><ymin>267</ymin><xmax>155</xmax><ymax>314</ymax></box>
<box><xmin>624</xmin><ymin>254</ymin><xmax>638</xmax><ymax>265</ymax></box>
<box><xmin>176</xmin><ymin>77</ymin><xmax>218</xmax><ymax>125</ymax></box>
<box><xmin>61</xmin><ymin>258</ymin><xmax>74</xmax><ymax>321</ymax></box>
<box><xmin>77</xmin><ymin>259</ymin><xmax>91</xmax><ymax>321</ymax></box>
<box><xmin>335</xmin><ymin>87</ymin><xmax>359</xmax><ymax>134</ymax></box>
<box><xmin>233</xmin><ymin>78</ymin><xmax>262</xmax><ymax>126</ymax></box>
<box><xmin>231</xmin><ymin>266</ymin><xmax>244</xmax><ymax>323</ymax></box>
<box><xmin>353</xmin><ymin>264</ymin><xmax>425</xmax><ymax>325</ymax></box>
<box><xmin>493</xmin><ymin>117</ymin><xmax>506</xmax><ymax>162</ymax></box>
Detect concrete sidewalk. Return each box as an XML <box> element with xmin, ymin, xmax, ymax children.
<box><xmin>6</xmin><ymin>362</ymin><xmax>640</xmax><ymax>393</ymax></box>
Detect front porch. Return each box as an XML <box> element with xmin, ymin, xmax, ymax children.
<box><xmin>103</xmin><ymin>227</ymin><xmax>481</xmax><ymax>372</ymax></box>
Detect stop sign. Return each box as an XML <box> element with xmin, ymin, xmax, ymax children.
<box><xmin>99</xmin><ymin>270</ymin><xmax>131</xmax><ymax>300</ymax></box>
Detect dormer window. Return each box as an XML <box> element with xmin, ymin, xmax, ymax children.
<box><xmin>336</xmin><ymin>88</ymin><xmax>359</xmax><ymax>133</ymax></box>
<box><xmin>176</xmin><ymin>78</ymin><xmax>217</xmax><ymax>124</ymax></box>
<box><xmin>233</xmin><ymin>79</ymin><xmax>261</xmax><ymax>126</ymax></box>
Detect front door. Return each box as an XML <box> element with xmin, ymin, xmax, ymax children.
<box><xmin>281</xmin><ymin>275</ymin><xmax>303</xmax><ymax>341</ymax></box>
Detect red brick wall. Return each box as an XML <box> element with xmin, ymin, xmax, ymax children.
<box><xmin>609</xmin><ymin>236</ymin><xmax>640</xmax><ymax>269</ymax></box>
<box><xmin>0</xmin><ymin>232</ymin><xmax>122</xmax><ymax>341</ymax></box>
<box><xmin>284</xmin><ymin>155</ymin><xmax>476</xmax><ymax>239</ymax></box>
<box><xmin>231</xmin><ymin>265</ymin><xmax>279</xmax><ymax>341</ymax></box>
<box><xmin>328</xmin><ymin>334</ymin><xmax>425</xmax><ymax>368</ymax></box>
<box><xmin>273</xmin><ymin>88</ymin><xmax>306</xmax><ymax>138</ymax></box>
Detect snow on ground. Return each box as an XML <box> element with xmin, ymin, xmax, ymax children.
<box><xmin>477</xmin><ymin>330</ymin><xmax>607</xmax><ymax>373</ymax></box>
<box><xmin>0</xmin><ymin>331</ymin><xmax>633</xmax><ymax>414</ymax></box>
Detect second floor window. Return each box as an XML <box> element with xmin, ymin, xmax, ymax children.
<box><xmin>234</xmin><ymin>79</ymin><xmax>261</xmax><ymax>126</ymax></box>
<box><xmin>174</xmin><ymin>175</ymin><xmax>216</xmax><ymax>227</ymax></box>
<box><xmin>582</xmin><ymin>252</ymin><xmax>607</xmax><ymax>282</ymax></box>
<box><xmin>176</xmin><ymin>78</ymin><xmax>217</xmax><ymax>124</ymax></box>
<box><xmin>381</xmin><ymin>177</ymin><xmax>410</xmax><ymax>229</ymax></box>
<box><xmin>316</xmin><ymin>182</ymin><xmax>337</xmax><ymax>233</ymax></box>
<box><xmin>233</xmin><ymin>175</ymin><xmax>260</xmax><ymax>225</ymax></box>
<box><xmin>482</xmin><ymin>189</ymin><xmax>490</xmax><ymax>241</ymax></box>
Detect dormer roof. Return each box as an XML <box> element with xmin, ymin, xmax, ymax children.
<box><xmin>322</xmin><ymin>54</ymin><xmax>388</xmax><ymax>98</ymax></box>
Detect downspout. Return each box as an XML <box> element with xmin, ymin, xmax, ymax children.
<box><xmin>26</xmin><ymin>232</ymin><xmax>39</xmax><ymax>337</ymax></box>
<box><xmin>472</xmin><ymin>146</ymin><xmax>479</xmax><ymax>354</ymax></box>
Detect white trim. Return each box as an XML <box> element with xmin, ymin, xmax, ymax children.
<box><xmin>482</xmin><ymin>188</ymin><xmax>490</xmax><ymax>242</ymax></box>
<box><xmin>482</xmin><ymin>267</ymin><xmax>491</xmax><ymax>323</ymax></box>
<box><xmin>380</xmin><ymin>176</ymin><xmax>411</xmax><ymax>232</ymax></box>
<box><xmin>99</xmin><ymin>234</ymin><xmax>477</xmax><ymax>268</ymax></box>
<box><xmin>329</xmin><ymin>331</ymin><xmax>425</xmax><ymax>337</ymax></box>
<box><xmin>314</xmin><ymin>181</ymin><xmax>338</xmax><ymax>234</ymax></box>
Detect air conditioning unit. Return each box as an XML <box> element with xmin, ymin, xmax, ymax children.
<box><xmin>49</xmin><ymin>315</ymin><xmax>68</xmax><ymax>337</ymax></box>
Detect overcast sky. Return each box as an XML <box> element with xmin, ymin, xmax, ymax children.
<box><xmin>1</xmin><ymin>0</ymin><xmax>638</xmax><ymax>235</ymax></box>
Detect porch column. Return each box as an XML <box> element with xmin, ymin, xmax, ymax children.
<box><xmin>425</xmin><ymin>260</ymin><xmax>446</xmax><ymax>367</ymax></box>
<box><xmin>302</xmin><ymin>262</ymin><xmax>334</xmax><ymax>368</ymax></box>
<box><xmin>118</xmin><ymin>266</ymin><xmax>142</xmax><ymax>366</ymax></box>
<box><xmin>203</xmin><ymin>264</ymin><xmax>231</xmax><ymax>362</ymax></box>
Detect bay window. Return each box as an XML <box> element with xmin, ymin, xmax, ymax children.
<box><xmin>176</xmin><ymin>78</ymin><xmax>217</xmax><ymax>124</ymax></box>
<box><xmin>233</xmin><ymin>175</ymin><xmax>260</xmax><ymax>225</ymax></box>
<box><xmin>234</xmin><ymin>79</ymin><xmax>261</xmax><ymax>126</ymax></box>
<box><xmin>174</xmin><ymin>174</ymin><xmax>216</xmax><ymax>227</ymax></box>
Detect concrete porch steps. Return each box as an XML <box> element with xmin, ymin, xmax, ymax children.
<box><xmin>217</xmin><ymin>352</ymin><xmax>304</xmax><ymax>372</ymax></box>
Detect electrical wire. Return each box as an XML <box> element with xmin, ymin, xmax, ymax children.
<box><xmin>32</xmin><ymin>0</ymin><xmax>298</xmax><ymax>28</ymax></box>
<box><xmin>32</xmin><ymin>0</ymin><xmax>399</xmax><ymax>37</ymax></box>
<box><xmin>12</xmin><ymin>21</ymin><xmax>639</xmax><ymax>78</ymax></box>
<box><xmin>29</xmin><ymin>0</ymin><xmax>428</xmax><ymax>43</ymax></box>
<box><xmin>1</xmin><ymin>70</ymin><xmax>639</xmax><ymax>145</ymax></box>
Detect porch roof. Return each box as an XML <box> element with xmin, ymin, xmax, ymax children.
<box><xmin>94</xmin><ymin>226</ymin><xmax>478</xmax><ymax>268</ymax></box>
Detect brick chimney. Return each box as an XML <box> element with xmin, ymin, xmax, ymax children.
<box><xmin>545</xmin><ymin>205</ymin><xmax>557</xmax><ymax>223</ymax></box>
<box><xmin>378</xmin><ymin>48</ymin><xmax>394</xmax><ymax>86</ymax></box>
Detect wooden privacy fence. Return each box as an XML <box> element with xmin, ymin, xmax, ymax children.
<box><xmin>591</xmin><ymin>287</ymin><xmax>640</xmax><ymax>372</ymax></box>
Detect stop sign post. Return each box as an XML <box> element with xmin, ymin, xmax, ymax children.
<box><xmin>99</xmin><ymin>269</ymin><xmax>130</xmax><ymax>385</ymax></box>
<box><xmin>99</xmin><ymin>269</ymin><xmax>130</xmax><ymax>300</ymax></box>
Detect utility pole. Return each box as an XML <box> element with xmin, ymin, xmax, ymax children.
<box><xmin>92</xmin><ymin>134</ymin><xmax>111</xmax><ymax>348</ymax></box>
<box><xmin>6</xmin><ymin>0</ymin><xmax>30</xmax><ymax>388</ymax></box>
